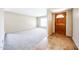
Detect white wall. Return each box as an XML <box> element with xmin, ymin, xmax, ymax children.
<box><xmin>48</xmin><ymin>11</ymin><xmax>53</xmax><ymax>35</ymax></box>
<box><xmin>4</xmin><ymin>12</ymin><xmax>37</xmax><ymax>33</ymax></box>
<box><xmin>72</xmin><ymin>9</ymin><xmax>79</xmax><ymax>49</ymax></box>
<box><xmin>0</xmin><ymin>9</ymin><xmax>4</xmax><ymax>50</ymax></box>
<box><xmin>52</xmin><ymin>14</ymin><xmax>55</xmax><ymax>33</ymax></box>
<box><xmin>66</xmin><ymin>9</ymin><xmax>73</xmax><ymax>37</ymax></box>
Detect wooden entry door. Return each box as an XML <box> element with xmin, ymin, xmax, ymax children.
<box><xmin>55</xmin><ymin>12</ymin><xmax>66</xmax><ymax>35</ymax></box>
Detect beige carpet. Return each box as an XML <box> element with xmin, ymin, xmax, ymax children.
<box><xmin>32</xmin><ymin>37</ymin><xmax>48</xmax><ymax>50</ymax></box>
<box><xmin>48</xmin><ymin>34</ymin><xmax>78</xmax><ymax>50</ymax></box>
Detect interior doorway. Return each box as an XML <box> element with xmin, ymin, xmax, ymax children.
<box><xmin>55</xmin><ymin>12</ymin><xmax>66</xmax><ymax>35</ymax></box>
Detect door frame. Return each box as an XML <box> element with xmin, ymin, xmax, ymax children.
<box><xmin>55</xmin><ymin>12</ymin><xmax>66</xmax><ymax>35</ymax></box>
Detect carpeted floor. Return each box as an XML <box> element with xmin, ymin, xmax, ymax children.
<box><xmin>48</xmin><ymin>34</ymin><xmax>78</xmax><ymax>50</ymax></box>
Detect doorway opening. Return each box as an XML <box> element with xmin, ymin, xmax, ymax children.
<box><xmin>55</xmin><ymin>12</ymin><xmax>66</xmax><ymax>35</ymax></box>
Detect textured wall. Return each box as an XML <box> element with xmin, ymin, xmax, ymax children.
<box><xmin>48</xmin><ymin>11</ymin><xmax>53</xmax><ymax>36</ymax></box>
<box><xmin>72</xmin><ymin>8</ymin><xmax>79</xmax><ymax>49</ymax></box>
<box><xmin>4</xmin><ymin>12</ymin><xmax>37</xmax><ymax>33</ymax></box>
<box><xmin>0</xmin><ymin>9</ymin><xmax>4</xmax><ymax>50</ymax></box>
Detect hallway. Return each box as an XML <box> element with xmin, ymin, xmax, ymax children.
<box><xmin>48</xmin><ymin>34</ymin><xmax>78</xmax><ymax>50</ymax></box>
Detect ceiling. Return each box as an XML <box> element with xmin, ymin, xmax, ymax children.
<box><xmin>4</xmin><ymin>8</ymin><xmax>47</xmax><ymax>17</ymax></box>
<box><xmin>4</xmin><ymin>8</ymin><xmax>71</xmax><ymax>17</ymax></box>
<box><xmin>49</xmin><ymin>8</ymin><xmax>71</xmax><ymax>13</ymax></box>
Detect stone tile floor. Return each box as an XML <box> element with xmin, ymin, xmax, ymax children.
<box><xmin>48</xmin><ymin>34</ymin><xmax>78</xmax><ymax>50</ymax></box>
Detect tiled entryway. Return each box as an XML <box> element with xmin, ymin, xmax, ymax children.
<box><xmin>48</xmin><ymin>34</ymin><xmax>78</xmax><ymax>50</ymax></box>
